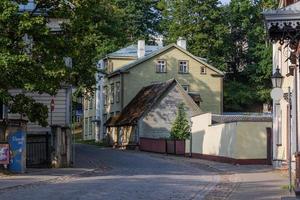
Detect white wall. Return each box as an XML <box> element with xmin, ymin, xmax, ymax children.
<box><xmin>186</xmin><ymin>113</ymin><xmax>271</xmax><ymax>160</ymax></box>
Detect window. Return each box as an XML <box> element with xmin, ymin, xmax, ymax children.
<box><xmin>116</xmin><ymin>82</ymin><xmax>120</xmax><ymax>103</ymax></box>
<box><xmin>200</xmin><ymin>66</ymin><xmax>206</xmax><ymax>74</ymax></box>
<box><xmin>88</xmin><ymin>117</ymin><xmax>92</xmax><ymax>135</ymax></box>
<box><xmin>110</xmin><ymin>83</ymin><xmax>114</xmax><ymax>104</ymax></box>
<box><xmin>110</xmin><ymin>112</ymin><xmax>114</xmax><ymax>117</ymax></box>
<box><xmin>182</xmin><ymin>85</ymin><xmax>189</xmax><ymax>92</ymax></box>
<box><xmin>156</xmin><ymin>60</ymin><xmax>166</xmax><ymax>73</ymax></box>
<box><xmin>116</xmin><ymin>111</ymin><xmax>120</xmax><ymax>115</ymax></box>
<box><xmin>179</xmin><ymin>60</ymin><xmax>189</xmax><ymax>73</ymax></box>
<box><xmin>104</xmin><ymin>86</ymin><xmax>108</xmax><ymax>106</ymax></box>
<box><xmin>89</xmin><ymin>96</ymin><xmax>93</xmax><ymax>110</ymax></box>
<box><xmin>84</xmin><ymin>118</ymin><xmax>88</xmax><ymax>136</ymax></box>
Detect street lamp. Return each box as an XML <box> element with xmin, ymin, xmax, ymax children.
<box><xmin>271</xmin><ymin>67</ymin><xmax>284</xmax><ymax>88</ymax></box>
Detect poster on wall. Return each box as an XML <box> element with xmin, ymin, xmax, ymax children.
<box><xmin>8</xmin><ymin>131</ymin><xmax>26</xmax><ymax>173</ymax></box>
<box><xmin>0</xmin><ymin>143</ymin><xmax>9</xmax><ymax>165</ymax></box>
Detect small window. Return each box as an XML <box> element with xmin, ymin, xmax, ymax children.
<box><xmin>200</xmin><ymin>66</ymin><xmax>206</xmax><ymax>74</ymax></box>
<box><xmin>182</xmin><ymin>85</ymin><xmax>189</xmax><ymax>92</ymax></box>
<box><xmin>156</xmin><ymin>60</ymin><xmax>167</xmax><ymax>73</ymax></box>
<box><xmin>116</xmin><ymin>111</ymin><xmax>120</xmax><ymax>115</ymax></box>
<box><xmin>84</xmin><ymin>118</ymin><xmax>88</xmax><ymax>136</ymax></box>
<box><xmin>179</xmin><ymin>60</ymin><xmax>189</xmax><ymax>73</ymax></box>
<box><xmin>88</xmin><ymin>117</ymin><xmax>92</xmax><ymax>135</ymax></box>
<box><xmin>104</xmin><ymin>86</ymin><xmax>108</xmax><ymax>106</ymax></box>
<box><xmin>110</xmin><ymin>83</ymin><xmax>114</xmax><ymax>104</ymax></box>
<box><xmin>110</xmin><ymin>112</ymin><xmax>114</xmax><ymax>117</ymax></box>
<box><xmin>116</xmin><ymin>82</ymin><xmax>120</xmax><ymax>103</ymax></box>
<box><xmin>89</xmin><ymin>96</ymin><xmax>93</xmax><ymax>110</ymax></box>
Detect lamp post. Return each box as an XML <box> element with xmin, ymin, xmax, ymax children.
<box><xmin>271</xmin><ymin>67</ymin><xmax>284</xmax><ymax>88</ymax></box>
<box><xmin>271</xmin><ymin>67</ymin><xmax>293</xmax><ymax>192</ymax></box>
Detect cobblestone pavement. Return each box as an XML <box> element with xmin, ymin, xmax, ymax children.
<box><xmin>0</xmin><ymin>144</ymin><xmax>290</xmax><ymax>200</ymax></box>
<box><xmin>0</xmin><ymin>144</ymin><xmax>224</xmax><ymax>200</ymax></box>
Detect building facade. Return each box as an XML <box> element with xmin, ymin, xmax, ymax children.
<box><xmin>83</xmin><ymin>38</ymin><xmax>224</xmax><ymax>141</ymax></box>
<box><xmin>263</xmin><ymin>0</ymin><xmax>300</xmax><ymax>169</ymax></box>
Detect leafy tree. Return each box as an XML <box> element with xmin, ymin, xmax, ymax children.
<box><xmin>158</xmin><ymin>0</ymin><xmax>229</xmax><ymax>71</ymax></box>
<box><xmin>114</xmin><ymin>0</ymin><xmax>161</xmax><ymax>43</ymax></box>
<box><xmin>160</xmin><ymin>0</ymin><xmax>277</xmax><ymax>111</ymax></box>
<box><xmin>223</xmin><ymin>0</ymin><xmax>276</xmax><ymax>111</ymax></box>
<box><xmin>170</xmin><ymin>103</ymin><xmax>190</xmax><ymax>140</ymax></box>
<box><xmin>0</xmin><ymin>0</ymin><xmax>126</xmax><ymax>126</ymax></box>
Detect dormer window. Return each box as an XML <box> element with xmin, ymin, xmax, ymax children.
<box><xmin>182</xmin><ymin>85</ymin><xmax>189</xmax><ymax>92</ymax></box>
<box><xmin>156</xmin><ymin>60</ymin><xmax>167</xmax><ymax>73</ymax></box>
<box><xmin>200</xmin><ymin>66</ymin><xmax>206</xmax><ymax>74</ymax></box>
<box><xmin>179</xmin><ymin>60</ymin><xmax>189</xmax><ymax>73</ymax></box>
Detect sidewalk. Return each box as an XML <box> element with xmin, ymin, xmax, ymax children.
<box><xmin>146</xmin><ymin>152</ymin><xmax>293</xmax><ymax>199</ymax></box>
<box><xmin>186</xmin><ymin>157</ymin><xmax>293</xmax><ymax>199</ymax></box>
<box><xmin>0</xmin><ymin>168</ymin><xmax>94</xmax><ymax>191</ymax></box>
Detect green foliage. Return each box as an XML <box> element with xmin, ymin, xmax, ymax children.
<box><xmin>160</xmin><ymin>0</ymin><xmax>277</xmax><ymax>111</ymax></box>
<box><xmin>170</xmin><ymin>103</ymin><xmax>190</xmax><ymax>140</ymax></box>
<box><xmin>0</xmin><ymin>0</ymin><xmax>126</xmax><ymax>126</ymax></box>
<box><xmin>114</xmin><ymin>0</ymin><xmax>161</xmax><ymax>42</ymax></box>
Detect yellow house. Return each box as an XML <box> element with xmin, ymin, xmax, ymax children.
<box><xmin>83</xmin><ymin>38</ymin><xmax>224</xmax><ymax>141</ymax></box>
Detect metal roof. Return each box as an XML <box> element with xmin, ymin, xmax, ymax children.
<box><xmin>107</xmin><ymin>45</ymin><xmax>163</xmax><ymax>58</ymax></box>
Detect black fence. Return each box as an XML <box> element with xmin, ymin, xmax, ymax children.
<box><xmin>26</xmin><ymin>133</ymin><xmax>51</xmax><ymax>168</ymax></box>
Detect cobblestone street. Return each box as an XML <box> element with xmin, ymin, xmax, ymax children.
<box><xmin>0</xmin><ymin>144</ymin><xmax>290</xmax><ymax>200</ymax></box>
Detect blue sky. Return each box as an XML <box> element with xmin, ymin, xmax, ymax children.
<box><xmin>221</xmin><ymin>0</ymin><xmax>231</xmax><ymax>4</ymax></box>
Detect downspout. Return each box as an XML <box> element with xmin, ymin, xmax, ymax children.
<box><xmin>296</xmin><ymin>57</ymin><xmax>299</xmax><ymax>152</ymax></box>
<box><xmin>121</xmin><ymin>72</ymin><xmax>124</xmax><ymax>109</ymax></box>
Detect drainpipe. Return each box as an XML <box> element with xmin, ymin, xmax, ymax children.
<box><xmin>189</xmin><ymin>120</ymin><xmax>193</xmax><ymax>157</ymax></box>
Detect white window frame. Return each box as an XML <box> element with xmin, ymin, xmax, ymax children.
<box><xmin>182</xmin><ymin>85</ymin><xmax>189</xmax><ymax>92</ymax></box>
<box><xmin>156</xmin><ymin>59</ymin><xmax>167</xmax><ymax>73</ymax></box>
<box><xmin>179</xmin><ymin>60</ymin><xmax>189</xmax><ymax>73</ymax></box>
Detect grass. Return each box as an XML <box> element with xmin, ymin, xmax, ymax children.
<box><xmin>75</xmin><ymin>134</ymin><xmax>108</xmax><ymax>147</ymax></box>
<box><xmin>281</xmin><ymin>184</ymin><xmax>295</xmax><ymax>191</ymax></box>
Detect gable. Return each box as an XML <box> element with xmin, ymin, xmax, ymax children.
<box><xmin>111</xmin><ymin>44</ymin><xmax>223</xmax><ymax>76</ymax></box>
<box><xmin>135</xmin><ymin>47</ymin><xmax>219</xmax><ymax>75</ymax></box>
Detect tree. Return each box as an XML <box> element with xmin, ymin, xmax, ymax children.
<box><xmin>160</xmin><ymin>0</ymin><xmax>277</xmax><ymax>111</ymax></box>
<box><xmin>114</xmin><ymin>0</ymin><xmax>161</xmax><ymax>43</ymax></box>
<box><xmin>158</xmin><ymin>0</ymin><xmax>229</xmax><ymax>71</ymax></box>
<box><xmin>170</xmin><ymin>103</ymin><xmax>190</xmax><ymax>140</ymax></box>
<box><xmin>223</xmin><ymin>0</ymin><xmax>276</xmax><ymax>111</ymax></box>
<box><xmin>0</xmin><ymin>0</ymin><xmax>126</xmax><ymax>126</ymax></box>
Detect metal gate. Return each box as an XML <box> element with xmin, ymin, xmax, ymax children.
<box><xmin>26</xmin><ymin>133</ymin><xmax>51</xmax><ymax>168</ymax></box>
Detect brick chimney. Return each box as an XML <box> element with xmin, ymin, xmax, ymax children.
<box><xmin>137</xmin><ymin>40</ymin><xmax>145</xmax><ymax>58</ymax></box>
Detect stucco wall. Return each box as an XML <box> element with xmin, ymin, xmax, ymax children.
<box><xmin>186</xmin><ymin>113</ymin><xmax>271</xmax><ymax>160</ymax></box>
<box><xmin>109</xmin><ymin>57</ymin><xmax>135</xmax><ymax>71</ymax></box>
<box><xmin>123</xmin><ymin>47</ymin><xmax>223</xmax><ymax>114</ymax></box>
<box><xmin>140</xmin><ymin>84</ymin><xmax>201</xmax><ymax>139</ymax></box>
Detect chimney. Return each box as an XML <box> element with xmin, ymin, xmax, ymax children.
<box><xmin>137</xmin><ymin>40</ymin><xmax>145</xmax><ymax>58</ymax></box>
<box><xmin>177</xmin><ymin>37</ymin><xmax>186</xmax><ymax>50</ymax></box>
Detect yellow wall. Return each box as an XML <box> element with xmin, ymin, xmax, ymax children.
<box><xmin>109</xmin><ymin>57</ymin><xmax>135</xmax><ymax>71</ymax></box>
<box><xmin>104</xmin><ymin>75</ymin><xmax>122</xmax><ymax>116</ymax></box>
<box><xmin>186</xmin><ymin>113</ymin><xmax>271</xmax><ymax>160</ymax></box>
<box><xmin>123</xmin><ymin>47</ymin><xmax>223</xmax><ymax>113</ymax></box>
<box><xmin>235</xmin><ymin>122</ymin><xmax>269</xmax><ymax>159</ymax></box>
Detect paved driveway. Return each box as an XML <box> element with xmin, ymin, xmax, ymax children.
<box><xmin>1</xmin><ymin>144</ymin><xmax>222</xmax><ymax>200</ymax></box>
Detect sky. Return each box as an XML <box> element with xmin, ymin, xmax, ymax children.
<box><xmin>221</xmin><ymin>0</ymin><xmax>231</xmax><ymax>4</ymax></box>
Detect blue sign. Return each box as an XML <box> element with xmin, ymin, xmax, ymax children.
<box><xmin>8</xmin><ymin>130</ymin><xmax>26</xmax><ymax>173</ymax></box>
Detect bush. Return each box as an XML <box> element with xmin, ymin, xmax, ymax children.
<box><xmin>170</xmin><ymin>103</ymin><xmax>190</xmax><ymax>140</ymax></box>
